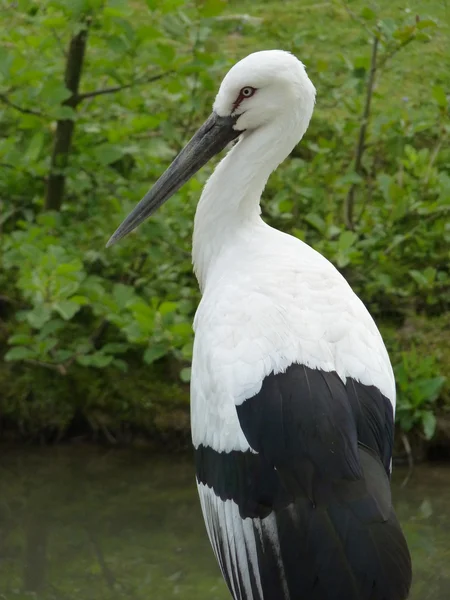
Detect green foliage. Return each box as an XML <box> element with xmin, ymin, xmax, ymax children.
<box><xmin>2</xmin><ymin>213</ymin><xmax>194</xmax><ymax>373</ymax></box>
<box><xmin>395</xmin><ymin>349</ymin><xmax>446</xmax><ymax>439</ymax></box>
<box><xmin>0</xmin><ymin>0</ymin><xmax>449</xmax><ymax>441</ymax></box>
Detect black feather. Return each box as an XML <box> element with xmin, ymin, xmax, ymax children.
<box><xmin>196</xmin><ymin>364</ymin><xmax>412</xmax><ymax>600</ymax></box>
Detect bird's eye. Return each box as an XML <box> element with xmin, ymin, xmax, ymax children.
<box><xmin>232</xmin><ymin>86</ymin><xmax>257</xmax><ymax>111</ymax></box>
<box><xmin>240</xmin><ymin>86</ymin><xmax>256</xmax><ymax>98</ymax></box>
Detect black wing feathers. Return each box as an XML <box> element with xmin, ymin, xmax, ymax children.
<box><xmin>196</xmin><ymin>364</ymin><xmax>412</xmax><ymax>600</ymax></box>
<box><xmin>196</xmin><ymin>445</ymin><xmax>290</xmax><ymax>518</ymax></box>
<box><xmin>346</xmin><ymin>378</ymin><xmax>394</xmax><ymax>474</ymax></box>
<box><xmin>238</xmin><ymin>366</ymin><xmax>362</xmax><ymax>484</ymax></box>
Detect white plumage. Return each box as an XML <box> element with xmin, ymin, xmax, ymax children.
<box><xmin>191</xmin><ymin>228</ymin><xmax>395</xmax><ymax>452</ymax></box>
<box><xmin>109</xmin><ymin>49</ymin><xmax>412</xmax><ymax>600</ymax></box>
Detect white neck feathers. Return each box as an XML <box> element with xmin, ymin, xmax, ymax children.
<box><xmin>192</xmin><ymin>110</ymin><xmax>311</xmax><ymax>291</ymax></box>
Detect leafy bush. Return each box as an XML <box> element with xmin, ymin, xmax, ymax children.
<box><xmin>3</xmin><ymin>213</ymin><xmax>194</xmax><ymax>374</ymax></box>
<box><xmin>0</xmin><ymin>0</ymin><xmax>449</xmax><ymax>441</ymax></box>
<box><xmin>395</xmin><ymin>349</ymin><xmax>446</xmax><ymax>440</ymax></box>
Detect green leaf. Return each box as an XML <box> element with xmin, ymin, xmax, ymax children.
<box><xmin>106</xmin><ymin>35</ymin><xmax>129</xmax><ymax>54</ymax></box>
<box><xmin>26</xmin><ymin>305</ymin><xmax>52</xmax><ymax>329</ymax></box>
<box><xmin>76</xmin><ymin>352</ymin><xmax>114</xmax><ymax>368</ymax></box>
<box><xmin>113</xmin><ymin>358</ymin><xmax>128</xmax><ymax>372</ymax></box>
<box><xmin>94</xmin><ymin>144</ymin><xmax>124</xmax><ymax>165</ymax></box>
<box><xmin>8</xmin><ymin>334</ymin><xmax>34</xmax><ymax>345</ymax></box>
<box><xmin>180</xmin><ymin>367</ymin><xmax>191</xmax><ymax>383</ymax></box>
<box><xmin>417</xmin><ymin>377</ymin><xmax>446</xmax><ymax>403</ymax></box>
<box><xmin>113</xmin><ymin>16</ymin><xmax>136</xmax><ymax>40</ymax></box>
<box><xmin>339</xmin><ymin>231</ymin><xmax>358</xmax><ymax>251</ymax></box>
<box><xmin>38</xmin><ymin>319</ymin><xmax>65</xmax><ymax>338</ymax></box>
<box><xmin>409</xmin><ymin>270</ymin><xmax>429</xmax><ymax>287</ymax></box>
<box><xmin>416</xmin><ymin>19</ymin><xmax>437</xmax><ymax>30</ymax></box>
<box><xmin>432</xmin><ymin>86</ymin><xmax>447</xmax><ymax>108</ymax></box>
<box><xmin>38</xmin><ymin>338</ymin><xmax>58</xmax><ymax>354</ymax></box>
<box><xmin>156</xmin><ymin>42</ymin><xmax>176</xmax><ymax>63</ymax></box>
<box><xmin>279</xmin><ymin>199</ymin><xmax>294</xmax><ymax>213</ymax></box>
<box><xmin>113</xmin><ymin>283</ymin><xmax>135</xmax><ymax>309</ymax></box>
<box><xmin>53</xmin><ymin>349</ymin><xmax>74</xmax><ymax>363</ymax></box>
<box><xmin>360</xmin><ymin>6</ymin><xmax>376</xmax><ymax>20</ymax></box>
<box><xmin>414</xmin><ymin>32</ymin><xmax>432</xmax><ymax>42</ymax></box>
<box><xmin>55</xmin><ymin>262</ymin><xmax>82</xmax><ymax>276</ymax></box>
<box><xmin>24</xmin><ymin>132</ymin><xmax>45</xmax><ymax>164</ymax></box>
<box><xmin>353</xmin><ymin>56</ymin><xmax>370</xmax><ymax>71</ymax></box>
<box><xmin>41</xmin><ymin>81</ymin><xmax>72</xmax><ymax>104</ymax></box>
<box><xmin>170</xmin><ymin>322</ymin><xmax>192</xmax><ymax>336</ymax></box>
<box><xmin>51</xmin><ymin>106</ymin><xmax>77</xmax><ymax>120</ymax></box>
<box><xmin>422</xmin><ymin>412</ymin><xmax>437</xmax><ymax>440</ymax></box>
<box><xmin>423</xmin><ymin>267</ymin><xmax>436</xmax><ymax>283</ymax></box>
<box><xmin>304</xmin><ymin>213</ymin><xmax>326</xmax><ymax>234</ymax></box>
<box><xmin>70</xmin><ymin>295</ymin><xmax>89</xmax><ymax>306</ymax></box>
<box><xmin>336</xmin><ymin>172</ymin><xmax>363</xmax><ymax>187</ymax></box>
<box><xmin>67</xmin><ymin>0</ymin><xmax>92</xmax><ymax>18</ymax></box>
<box><xmin>392</xmin><ymin>25</ymin><xmax>415</xmax><ymax>42</ymax></box>
<box><xmin>181</xmin><ymin>341</ymin><xmax>193</xmax><ymax>360</ymax></box>
<box><xmin>143</xmin><ymin>344</ymin><xmax>168</xmax><ymax>364</ymax></box>
<box><xmin>159</xmin><ymin>301</ymin><xmax>178</xmax><ymax>316</ymax></box>
<box><xmin>54</xmin><ymin>300</ymin><xmax>81</xmax><ymax>320</ymax></box>
<box><xmin>5</xmin><ymin>347</ymin><xmax>36</xmax><ymax>361</ymax></box>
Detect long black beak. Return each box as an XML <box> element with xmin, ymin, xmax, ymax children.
<box><xmin>106</xmin><ymin>112</ymin><xmax>242</xmax><ymax>247</ymax></box>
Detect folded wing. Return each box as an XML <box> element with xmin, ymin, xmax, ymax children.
<box><xmin>195</xmin><ymin>364</ymin><xmax>412</xmax><ymax>600</ymax></box>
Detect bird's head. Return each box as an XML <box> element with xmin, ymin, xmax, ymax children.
<box><xmin>214</xmin><ymin>50</ymin><xmax>315</xmax><ymax>132</ymax></box>
<box><xmin>107</xmin><ymin>50</ymin><xmax>315</xmax><ymax>247</ymax></box>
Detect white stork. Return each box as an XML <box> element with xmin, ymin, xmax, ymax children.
<box><xmin>108</xmin><ymin>50</ymin><xmax>412</xmax><ymax>600</ymax></box>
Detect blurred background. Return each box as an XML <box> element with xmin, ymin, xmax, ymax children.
<box><xmin>0</xmin><ymin>0</ymin><xmax>449</xmax><ymax>598</ymax></box>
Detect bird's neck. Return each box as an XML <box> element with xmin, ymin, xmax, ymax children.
<box><xmin>192</xmin><ymin>117</ymin><xmax>304</xmax><ymax>291</ymax></box>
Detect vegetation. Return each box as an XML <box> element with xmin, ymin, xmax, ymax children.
<box><xmin>0</xmin><ymin>0</ymin><xmax>449</xmax><ymax>448</ymax></box>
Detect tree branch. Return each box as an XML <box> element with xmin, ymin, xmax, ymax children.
<box><xmin>344</xmin><ymin>35</ymin><xmax>379</xmax><ymax>230</ymax></box>
<box><xmin>45</xmin><ymin>18</ymin><xmax>91</xmax><ymax>211</ymax></box>
<box><xmin>0</xmin><ymin>93</ymin><xmax>43</xmax><ymax>116</ymax></box>
<box><xmin>75</xmin><ymin>71</ymin><xmax>173</xmax><ymax>104</ymax></box>
<box><xmin>377</xmin><ymin>37</ymin><xmax>416</xmax><ymax>72</ymax></box>
<box><xmin>24</xmin><ymin>359</ymin><xmax>67</xmax><ymax>375</ymax></box>
<box><xmin>339</xmin><ymin>0</ymin><xmax>374</xmax><ymax>36</ymax></box>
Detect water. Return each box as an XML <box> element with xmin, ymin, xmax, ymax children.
<box><xmin>0</xmin><ymin>447</ymin><xmax>448</xmax><ymax>599</ymax></box>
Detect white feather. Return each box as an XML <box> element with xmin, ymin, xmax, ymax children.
<box><xmin>198</xmin><ymin>482</ymin><xmax>270</xmax><ymax>600</ymax></box>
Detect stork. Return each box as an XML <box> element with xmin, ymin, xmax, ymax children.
<box><xmin>108</xmin><ymin>50</ymin><xmax>412</xmax><ymax>600</ymax></box>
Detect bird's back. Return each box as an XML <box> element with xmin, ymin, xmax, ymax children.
<box><xmin>192</xmin><ymin>229</ymin><xmax>411</xmax><ymax>600</ymax></box>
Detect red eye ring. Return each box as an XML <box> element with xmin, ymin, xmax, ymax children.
<box><xmin>233</xmin><ymin>86</ymin><xmax>257</xmax><ymax>110</ymax></box>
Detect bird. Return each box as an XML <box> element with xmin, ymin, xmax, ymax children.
<box><xmin>108</xmin><ymin>50</ymin><xmax>412</xmax><ymax>600</ymax></box>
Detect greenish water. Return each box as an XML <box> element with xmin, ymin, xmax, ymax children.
<box><xmin>0</xmin><ymin>448</ymin><xmax>448</xmax><ymax>600</ymax></box>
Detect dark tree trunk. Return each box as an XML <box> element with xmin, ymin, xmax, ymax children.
<box><xmin>45</xmin><ymin>21</ymin><xmax>90</xmax><ymax>211</ymax></box>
